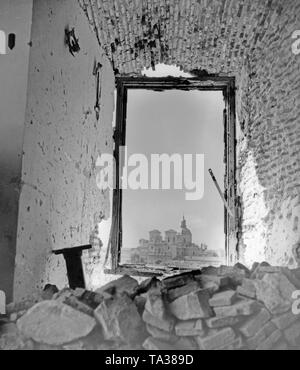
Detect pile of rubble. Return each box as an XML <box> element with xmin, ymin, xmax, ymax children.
<box><xmin>1</xmin><ymin>262</ymin><xmax>300</xmax><ymax>350</ymax></box>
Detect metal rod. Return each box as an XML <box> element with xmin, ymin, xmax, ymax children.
<box><xmin>208</xmin><ymin>169</ymin><xmax>234</xmax><ymax>218</ymax></box>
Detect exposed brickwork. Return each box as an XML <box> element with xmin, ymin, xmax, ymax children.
<box><xmin>79</xmin><ymin>0</ymin><xmax>300</xmax><ymax>267</ymax></box>
<box><xmin>79</xmin><ymin>0</ymin><xmax>284</xmax><ymax>75</ymax></box>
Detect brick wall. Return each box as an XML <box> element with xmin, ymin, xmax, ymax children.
<box><xmin>239</xmin><ymin>0</ymin><xmax>300</xmax><ymax>266</ymax></box>
<box><xmin>81</xmin><ymin>0</ymin><xmax>300</xmax><ymax>268</ymax></box>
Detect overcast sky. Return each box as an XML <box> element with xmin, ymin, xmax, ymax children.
<box><xmin>121</xmin><ymin>86</ymin><xmax>226</xmax><ymax>253</ymax></box>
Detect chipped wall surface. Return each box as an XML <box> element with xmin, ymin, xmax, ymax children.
<box><xmin>0</xmin><ymin>0</ymin><xmax>33</xmax><ymax>302</ymax></box>
<box><xmin>238</xmin><ymin>0</ymin><xmax>300</xmax><ymax>267</ymax></box>
<box><xmin>82</xmin><ymin>0</ymin><xmax>300</xmax><ymax>268</ymax></box>
<box><xmin>14</xmin><ymin>0</ymin><xmax>115</xmax><ymax>301</ymax></box>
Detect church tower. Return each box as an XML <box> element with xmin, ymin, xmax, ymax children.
<box><xmin>180</xmin><ymin>216</ymin><xmax>192</xmax><ymax>245</ymax></box>
<box><xmin>181</xmin><ymin>215</ymin><xmax>187</xmax><ymax>229</ymax></box>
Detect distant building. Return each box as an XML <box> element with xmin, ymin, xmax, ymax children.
<box><xmin>129</xmin><ymin>217</ymin><xmax>221</xmax><ymax>266</ymax></box>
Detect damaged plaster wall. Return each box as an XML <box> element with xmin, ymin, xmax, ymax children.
<box><xmin>0</xmin><ymin>0</ymin><xmax>33</xmax><ymax>302</ymax></box>
<box><xmin>82</xmin><ymin>0</ymin><xmax>300</xmax><ymax>268</ymax></box>
<box><xmin>238</xmin><ymin>0</ymin><xmax>300</xmax><ymax>267</ymax></box>
<box><xmin>14</xmin><ymin>0</ymin><xmax>115</xmax><ymax>301</ymax></box>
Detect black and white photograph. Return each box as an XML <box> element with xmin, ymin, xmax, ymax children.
<box><xmin>0</xmin><ymin>0</ymin><xmax>300</xmax><ymax>354</ymax></box>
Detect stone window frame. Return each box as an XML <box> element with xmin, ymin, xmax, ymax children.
<box><xmin>105</xmin><ymin>75</ymin><xmax>238</xmax><ymax>277</ymax></box>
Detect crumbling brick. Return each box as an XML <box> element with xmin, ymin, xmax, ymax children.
<box><xmin>213</xmin><ymin>298</ymin><xmax>260</xmax><ymax>318</ymax></box>
<box><xmin>169</xmin><ymin>289</ymin><xmax>213</xmax><ymax>320</ymax></box>
<box><xmin>196</xmin><ymin>327</ymin><xmax>236</xmax><ymax>350</ymax></box>
<box><xmin>239</xmin><ymin>308</ymin><xmax>271</xmax><ymax>337</ymax></box>
<box><xmin>209</xmin><ymin>290</ymin><xmax>238</xmax><ymax>307</ymax></box>
<box><xmin>206</xmin><ymin>316</ymin><xmax>242</xmax><ymax>329</ymax></box>
<box><xmin>175</xmin><ymin>319</ymin><xmax>205</xmax><ymax>337</ymax></box>
<box><xmin>94</xmin><ymin>293</ymin><xmax>145</xmax><ymax>344</ymax></box>
<box><xmin>142</xmin><ymin>309</ymin><xmax>175</xmax><ymax>332</ymax></box>
<box><xmin>272</xmin><ymin>310</ymin><xmax>299</xmax><ymax>330</ymax></box>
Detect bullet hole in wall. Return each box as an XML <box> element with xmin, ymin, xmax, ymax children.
<box><xmin>65</xmin><ymin>27</ymin><xmax>80</xmax><ymax>56</ymax></box>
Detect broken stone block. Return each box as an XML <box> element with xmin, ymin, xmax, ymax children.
<box><xmin>200</xmin><ymin>280</ymin><xmax>219</xmax><ymax>295</ymax></box>
<box><xmin>162</xmin><ymin>270</ymin><xmax>201</xmax><ymax>290</ymax></box>
<box><xmin>196</xmin><ymin>327</ymin><xmax>236</xmax><ymax>350</ymax></box>
<box><xmin>6</xmin><ymin>293</ymin><xmax>42</xmax><ymax>315</ymax></box>
<box><xmin>256</xmin><ymin>329</ymin><xmax>282</xmax><ymax>350</ymax></box>
<box><xmin>175</xmin><ymin>319</ymin><xmax>204</xmax><ymax>337</ymax></box>
<box><xmin>77</xmin><ymin>290</ymin><xmax>104</xmax><ymax>310</ymax></box>
<box><xmin>35</xmin><ymin>343</ymin><xmax>62</xmax><ymax>350</ymax></box>
<box><xmin>246</xmin><ymin>321</ymin><xmax>277</xmax><ymax>350</ymax></box>
<box><xmin>237</xmin><ymin>278</ymin><xmax>257</xmax><ymax>299</ymax></box>
<box><xmin>272</xmin><ymin>341</ymin><xmax>289</xmax><ymax>350</ymax></box>
<box><xmin>217</xmin><ymin>336</ymin><xmax>244</xmax><ymax>350</ymax></box>
<box><xmin>96</xmin><ymin>275</ymin><xmax>139</xmax><ymax>297</ymax></box>
<box><xmin>174</xmin><ymin>337</ymin><xmax>198</xmax><ymax>350</ymax></box>
<box><xmin>146</xmin><ymin>324</ymin><xmax>177</xmax><ymax>342</ymax></box>
<box><xmin>234</xmin><ymin>263</ymin><xmax>251</xmax><ymax>277</ymax></box>
<box><xmin>134</xmin><ymin>295</ymin><xmax>147</xmax><ymax>316</ymax></box>
<box><xmin>281</xmin><ymin>268</ymin><xmax>300</xmax><ymax>290</ymax></box>
<box><xmin>94</xmin><ymin>293</ymin><xmax>145</xmax><ymax>344</ymax></box>
<box><xmin>54</xmin><ymin>288</ymin><xmax>104</xmax><ymax>316</ymax></box>
<box><xmin>58</xmin><ymin>294</ymin><xmax>94</xmax><ymax>317</ymax></box>
<box><xmin>201</xmin><ymin>274</ymin><xmax>230</xmax><ymax>290</ymax></box>
<box><xmin>250</xmin><ymin>262</ymin><xmax>260</xmax><ymax>274</ymax></box>
<box><xmin>201</xmin><ymin>266</ymin><xmax>219</xmax><ymax>275</ymax></box>
<box><xmin>206</xmin><ymin>316</ymin><xmax>241</xmax><ymax>329</ymax></box>
<box><xmin>76</xmin><ymin>326</ymin><xmax>105</xmax><ymax>350</ymax></box>
<box><xmin>284</xmin><ymin>321</ymin><xmax>300</xmax><ymax>346</ymax></box>
<box><xmin>254</xmin><ymin>273</ymin><xmax>296</xmax><ymax>315</ymax></box>
<box><xmin>9</xmin><ymin>310</ymin><xmax>27</xmax><ymax>322</ymax></box>
<box><xmin>135</xmin><ymin>277</ymin><xmax>161</xmax><ymax>296</ymax></box>
<box><xmin>218</xmin><ymin>265</ymin><xmax>247</xmax><ymax>285</ymax></box>
<box><xmin>0</xmin><ymin>322</ymin><xmax>34</xmax><ymax>350</ymax></box>
<box><xmin>213</xmin><ymin>298</ymin><xmax>260</xmax><ymax>318</ymax></box>
<box><xmin>209</xmin><ymin>290</ymin><xmax>238</xmax><ymax>307</ymax></box>
<box><xmin>145</xmin><ymin>287</ymin><xmax>165</xmax><ymax>319</ymax></box>
<box><xmin>142</xmin><ymin>309</ymin><xmax>175</xmax><ymax>332</ymax></box>
<box><xmin>255</xmin><ymin>266</ymin><xmax>283</xmax><ymax>275</ymax></box>
<box><xmin>17</xmin><ymin>300</ymin><xmax>96</xmax><ymax>346</ymax></box>
<box><xmin>42</xmin><ymin>284</ymin><xmax>59</xmax><ymax>300</ymax></box>
<box><xmin>292</xmin><ymin>268</ymin><xmax>300</xmax><ymax>279</ymax></box>
<box><xmin>143</xmin><ymin>337</ymin><xmax>175</xmax><ymax>350</ymax></box>
<box><xmin>63</xmin><ymin>341</ymin><xmax>85</xmax><ymax>351</ymax></box>
<box><xmin>167</xmin><ymin>281</ymin><xmax>201</xmax><ymax>302</ymax></box>
<box><xmin>250</xmin><ymin>262</ymin><xmax>271</xmax><ymax>279</ymax></box>
<box><xmin>272</xmin><ymin>310</ymin><xmax>299</xmax><ymax>330</ymax></box>
<box><xmin>169</xmin><ymin>290</ymin><xmax>213</xmax><ymax>320</ymax></box>
<box><xmin>238</xmin><ymin>308</ymin><xmax>271</xmax><ymax>337</ymax></box>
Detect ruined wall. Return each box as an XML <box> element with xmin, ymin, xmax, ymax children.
<box><xmin>238</xmin><ymin>0</ymin><xmax>300</xmax><ymax>267</ymax></box>
<box><xmin>82</xmin><ymin>0</ymin><xmax>300</xmax><ymax>269</ymax></box>
<box><xmin>0</xmin><ymin>0</ymin><xmax>33</xmax><ymax>302</ymax></box>
<box><xmin>14</xmin><ymin>0</ymin><xmax>115</xmax><ymax>301</ymax></box>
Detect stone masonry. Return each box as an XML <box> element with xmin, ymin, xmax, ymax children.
<box><xmin>1</xmin><ymin>262</ymin><xmax>300</xmax><ymax>350</ymax></box>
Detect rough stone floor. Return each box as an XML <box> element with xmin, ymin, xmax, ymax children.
<box><xmin>1</xmin><ymin>262</ymin><xmax>300</xmax><ymax>350</ymax></box>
